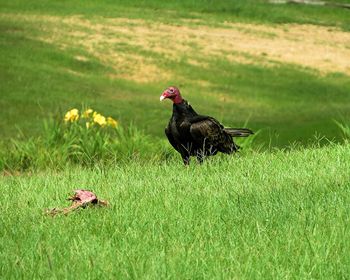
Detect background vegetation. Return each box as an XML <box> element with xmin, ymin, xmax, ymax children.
<box><xmin>1</xmin><ymin>0</ymin><xmax>350</xmax><ymax>149</ymax></box>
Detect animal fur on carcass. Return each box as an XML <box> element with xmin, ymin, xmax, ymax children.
<box><xmin>46</xmin><ymin>189</ymin><xmax>108</xmax><ymax>216</ymax></box>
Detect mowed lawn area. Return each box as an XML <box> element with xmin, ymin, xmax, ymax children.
<box><xmin>1</xmin><ymin>144</ymin><xmax>350</xmax><ymax>278</ymax></box>
<box><xmin>1</xmin><ymin>0</ymin><xmax>350</xmax><ymax>146</ymax></box>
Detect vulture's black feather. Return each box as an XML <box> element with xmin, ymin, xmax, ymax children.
<box><xmin>161</xmin><ymin>86</ymin><xmax>253</xmax><ymax>165</ymax></box>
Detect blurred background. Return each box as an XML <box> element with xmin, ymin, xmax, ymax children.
<box><xmin>1</xmin><ymin>0</ymin><xmax>350</xmax><ymax>167</ymax></box>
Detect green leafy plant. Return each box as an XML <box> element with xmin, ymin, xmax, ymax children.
<box><xmin>1</xmin><ymin>107</ymin><xmax>169</xmax><ymax>171</ymax></box>
<box><xmin>334</xmin><ymin>119</ymin><xmax>350</xmax><ymax>140</ymax></box>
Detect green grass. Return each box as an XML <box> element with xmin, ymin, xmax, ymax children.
<box><xmin>1</xmin><ymin>1</ymin><xmax>350</xmax><ymax>278</ymax></box>
<box><xmin>1</xmin><ymin>0</ymin><xmax>350</xmax><ymax>30</ymax></box>
<box><xmin>0</xmin><ymin>112</ymin><xmax>259</xmax><ymax>171</ymax></box>
<box><xmin>1</xmin><ymin>3</ymin><xmax>350</xmax><ymax>147</ymax></box>
<box><xmin>1</xmin><ymin>143</ymin><xmax>349</xmax><ymax>278</ymax></box>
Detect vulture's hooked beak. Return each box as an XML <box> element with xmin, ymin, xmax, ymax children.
<box><xmin>160</xmin><ymin>91</ymin><xmax>168</xmax><ymax>101</ymax></box>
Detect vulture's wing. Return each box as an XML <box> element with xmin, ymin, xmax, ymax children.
<box><xmin>189</xmin><ymin>117</ymin><xmax>228</xmax><ymax>148</ymax></box>
<box><xmin>165</xmin><ymin>123</ymin><xmax>179</xmax><ymax>151</ymax></box>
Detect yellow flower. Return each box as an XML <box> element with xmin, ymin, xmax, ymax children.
<box><xmin>107</xmin><ymin>117</ymin><xmax>118</xmax><ymax>128</ymax></box>
<box><xmin>64</xmin><ymin>108</ymin><xmax>79</xmax><ymax>122</ymax></box>
<box><xmin>82</xmin><ymin>108</ymin><xmax>93</xmax><ymax>118</ymax></box>
<box><xmin>86</xmin><ymin>122</ymin><xmax>91</xmax><ymax>129</ymax></box>
<box><xmin>93</xmin><ymin>113</ymin><xmax>106</xmax><ymax>126</ymax></box>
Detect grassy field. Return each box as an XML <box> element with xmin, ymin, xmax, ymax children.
<box><xmin>1</xmin><ymin>0</ymin><xmax>350</xmax><ymax>147</ymax></box>
<box><xmin>1</xmin><ymin>143</ymin><xmax>349</xmax><ymax>279</ymax></box>
<box><xmin>1</xmin><ymin>1</ymin><xmax>350</xmax><ymax>278</ymax></box>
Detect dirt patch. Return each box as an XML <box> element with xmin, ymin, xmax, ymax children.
<box><xmin>2</xmin><ymin>13</ymin><xmax>350</xmax><ymax>82</ymax></box>
<box><xmin>74</xmin><ymin>55</ymin><xmax>89</xmax><ymax>62</ymax></box>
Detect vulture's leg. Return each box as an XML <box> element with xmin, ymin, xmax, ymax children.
<box><xmin>179</xmin><ymin>145</ymin><xmax>191</xmax><ymax>165</ymax></box>
<box><xmin>196</xmin><ymin>155</ymin><xmax>204</xmax><ymax>164</ymax></box>
<box><xmin>195</xmin><ymin>149</ymin><xmax>206</xmax><ymax>164</ymax></box>
<box><xmin>182</xmin><ymin>155</ymin><xmax>190</xmax><ymax>165</ymax></box>
<box><xmin>180</xmin><ymin>151</ymin><xmax>190</xmax><ymax>165</ymax></box>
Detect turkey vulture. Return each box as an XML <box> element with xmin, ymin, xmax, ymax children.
<box><xmin>160</xmin><ymin>86</ymin><xmax>253</xmax><ymax>165</ymax></box>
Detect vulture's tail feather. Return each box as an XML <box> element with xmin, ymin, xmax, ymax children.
<box><xmin>224</xmin><ymin>128</ymin><xmax>254</xmax><ymax>137</ymax></box>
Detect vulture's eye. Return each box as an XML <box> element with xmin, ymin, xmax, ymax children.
<box><xmin>169</xmin><ymin>88</ymin><xmax>174</xmax><ymax>93</ymax></box>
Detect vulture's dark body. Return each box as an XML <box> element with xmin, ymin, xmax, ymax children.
<box><xmin>165</xmin><ymin>100</ymin><xmax>245</xmax><ymax>164</ymax></box>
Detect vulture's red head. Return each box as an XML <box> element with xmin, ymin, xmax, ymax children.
<box><xmin>160</xmin><ymin>86</ymin><xmax>183</xmax><ymax>104</ymax></box>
